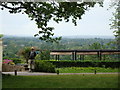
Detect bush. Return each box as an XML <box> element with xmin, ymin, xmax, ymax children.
<box><xmin>46</xmin><ymin>60</ymin><xmax>120</xmax><ymax>68</ymax></box>
<box><xmin>3</xmin><ymin>58</ymin><xmax>21</xmax><ymax>64</ymax></box>
<box><xmin>34</xmin><ymin>60</ymin><xmax>55</xmax><ymax>73</ymax></box>
<box><xmin>18</xmin><ymin>47</ymin><xmax>31</xmax><ymax>63</ymax></box>
<box><xmin>35</xmin><ymin>50</ymin><xmax>50</xmax><ymax>60</ymax></box>
<box><xmin>3</xmin><ymin>59</ymin><xmax>15</xmax><ymax>65</ymax></box>
<box><xmin>12</xmin><ymin>58</ymin><xmax>22</xmax><ymax>64</ymax></box>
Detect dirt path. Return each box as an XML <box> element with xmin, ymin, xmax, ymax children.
<box><xmin>2</xmin><ymin>72</ymin><xmax>119</xmax><ymax>76</ymax></box>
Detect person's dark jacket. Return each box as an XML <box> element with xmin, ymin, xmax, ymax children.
<box><xmin>29</xmin><ymin>51</ymin><xmax>36</xmax><ymax>59</ymax></box>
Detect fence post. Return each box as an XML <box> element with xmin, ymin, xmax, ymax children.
<box><xmin>99</xmin><ymin>52</ymin><xmax>102</xmax><ymax>60</ymax></box>
<box><xmin>55</xmin><ymin>55</ymin><xmax>57</xmax><ymax>60</ymax></box>
<box><xmin>83</xmin><ymin>55</ymin><xmax>84</xmax><ymax>60</ymax></box>
<box><xmin>57</xmin><ymin>70</ymin><xmax>59</xmax><ymax>75</ymax></box>
<box><xmin>94</xmin><ymin>70</ymin><xmax>96</xmax><ymax>74</ymax></box>
<box><xmin>58</xmin><ymin>55</ymin><xmax>59</xmax><ymax>60</ymax></box>
<box><xmin>15</xmin><ymin>70</ymin><xmax>17</xmax><ymax>76</ymax></box>
<box><xmin>74</xmin><ymin>51</ymin><xmax>77</xmax><ymax>60</ymax></box>
<box><xmin>72</xmin><ymin>52</ymin><xmax>74</xmax><ymax>60</ymax></box>
<box><xmin>97</xmin><ymin>51</ymin><xmax>99</xmax><ymax>59</ymax></box>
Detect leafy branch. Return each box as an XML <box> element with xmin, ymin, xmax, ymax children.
<box><xmin>0</xmin><ymin>1</ymin><xmax>103</xmax><ymax>42</ymax></box>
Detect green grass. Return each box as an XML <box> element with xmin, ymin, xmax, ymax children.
<box><xmin>56</xmin><ymin>67</ymin><xmax>118</xmax><ymax>73</ymax></box>
<box><xmin>2</xmin><ymin>74</ymin><xmax>119</xmax><ymax>88</ymax></box>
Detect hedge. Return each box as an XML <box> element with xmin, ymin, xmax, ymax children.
<box><xmin>34</xmin><ymin>60</ymin><xmax>56</xmax><ymax>73</ymax></box>
<box><xmin>46</xmin><ymin>60</ymin><xmax>120</xmax><ymax>68</ymax></box>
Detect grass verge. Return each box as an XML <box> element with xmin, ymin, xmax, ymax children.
<box><xmin>56</xmin><ymin>67</ymin><xmax>118</xmax><ymax>73</ymax></box>
<box><xmin>2</xmin><ymin>74</ymin><xmax>119</xmax><ymax>88</ymax></box>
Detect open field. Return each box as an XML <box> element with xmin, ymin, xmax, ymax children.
<box><xmin>2</xmin><ymin>74</ymin><xmax>119</xmax><ymax>88</ymax></box>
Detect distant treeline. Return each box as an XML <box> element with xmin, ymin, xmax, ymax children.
<box><xmin>3</xmin><ymin>36</ymin><xmax>116</xmax><ymax>58</ymax></box>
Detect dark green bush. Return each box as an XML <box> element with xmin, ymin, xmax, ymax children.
<box><xmin>34</xmin><ymin>60</ymin><xmax>55</xmax><ymax>73</ymax></box>
<box><xmin>46</xmin><ymin>60</ymin><xmax>120</xmax><ymax>68</ymax></box>
<box><xmin>12</xmin><ymin>58</ymin><xmax>22</xmax><ymax>64</ymax></box>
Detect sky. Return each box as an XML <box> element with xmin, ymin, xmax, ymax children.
<box><xmin>0</xmin><ymin>1</ymin><xmax>115</xmax><ymax>37</ymax></box>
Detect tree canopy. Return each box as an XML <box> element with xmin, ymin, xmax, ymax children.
<box><xmin>109</xmin><ymin>1</ymin><xmax>120</xmax><ymax>49</ymax></box>
<box><xmin>0</xmin><ymin>34</ymin><xmax>3</xmax><ymax>38</ymax></box>
<box><xmin>0</xmin><ymin>1</ymin><xmax>103</xmax><ymax>42</ymax></box>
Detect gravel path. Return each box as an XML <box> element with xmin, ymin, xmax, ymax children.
<box><xmin>2</xmin><ymin>72</ymin><xmax>119</xmax><ymax>76</ymax></box>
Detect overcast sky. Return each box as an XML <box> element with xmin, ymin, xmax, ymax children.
<box><xmin>0</xmin><ymin>1</ymin><xmax>115</xmax><ymax>37</ymax></box>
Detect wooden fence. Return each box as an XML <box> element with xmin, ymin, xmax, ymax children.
<box><xmin>50</xmin><ymin>50</ymin><xmax>120</xmax><ymax>60</ymax></box>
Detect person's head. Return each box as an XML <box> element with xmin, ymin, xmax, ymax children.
<box><xmin>31</xmin><ymin>47</ymin><xmax>35</xmax><ymax>51</ymax></box>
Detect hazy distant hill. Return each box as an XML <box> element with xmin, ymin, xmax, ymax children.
<box><xmin>4</xmin><ymin>35</ymin><xmax>115</xmax><ymax>39</ymax></box>
<box><xmin>62</xmin><ymin>35</ymin><xmax>115</xmax><ymax>39</ymax></box>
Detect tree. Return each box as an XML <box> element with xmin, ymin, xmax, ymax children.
<box><xmin>18</xmin><ymin>47</ymin><xmax>31</xmax><ymax>63</ymax></box>
<box><xmin>109</xmin><ymin>1</ymin><xmax>120</xmax><ymax>49</ymax></box>
<box><xmin>0</xmin><ymin>34</ymin><xmax>3</xmax><ymax>38</ymax></box>
<box><xmin>0</xmin><ymin>1</ymin><xmax>103</xmax><ymax>42</ymax></box>
<box><xmin>89</xmin><ymin>42</ymin><xmax>102</xmax><ymax>50</ymax></box>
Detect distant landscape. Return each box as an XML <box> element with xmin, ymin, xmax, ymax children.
<box><xmin>62</xmin><ymin>35</ymin><xmax>115</xmax><ymax>39</ymax></box>
<box><xmin>4</xmin><ymin>35</ymin><xmax>115</xmax><ymax>39</ymax></box>
<box><xmin>3</xmin><ymin>35</ymin><xmax>116</xmax><ymax>59</ymax></box>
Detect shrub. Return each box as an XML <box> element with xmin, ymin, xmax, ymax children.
<box><xmin>3</xmin><ymin>58</ymin><xmax>21</xmax><ymax>64</ymax></box>
<box><xmin>18</xmin><ymin>47</ymin><xmax>31</xmax><ymax>63</ymax></box>
<box><xmin>46</xmin><ymin>60</ymin><xmax>120</xmax><ymax>68</ymax></box>
<box><xmin>34</xmin><ymin>60</ymin><xmax>55</xmax><ymax>73</ymax></box>
<box><xmin>3</xmin><ymin>59</ymin><xmax>15</xmax><ymax>65</ymax></box>
<box><xmin>11</xmin><ymin>58</ymin><xmax>22</xmax><ymax>64</ymax></box>
<box><xmin>35</xmin><ymin>50</ymin><xmax>50</xmax><ymax>60</ymax></box>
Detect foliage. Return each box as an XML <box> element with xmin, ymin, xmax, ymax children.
<box><xmin>0</xmin><ymin>2</ymin><xmax>103</xmax><ymax>42</ymax></box>
<box><xmin>109</xmin><ymin>1</ymin><xmax>120</xmax><ymax>49</ymax></box>
<box><xmin>3</xmin><ymin>57</ymin><xmax>22</xmax><ymax>64</ymax></box>
<box><xmin>46</xmin><ymin>60</ymin><xmax>120</xmax><ymax>68</ymax></box>
<box><xmin>0</xmin><ymin>34</ymin><xmax>3</xmax><ymax>38</ymax></box>
<box><xmin>34</xmin><ymin>60</ymin><xmax>55</xmax><ymax>73</ymax></box>
<box><xmin>56</xmin><ymin>67</ymin><xmax>118</xmax><ymax>73</ymax></box>
<box><xmin>18</xmin><ymin>47</ymin><xmax>31</xmax><ymax>63</ymax></box>
<box><xmin>89</xmin><ymin>42</ymin><xmax>104</xmax><ymax>49</ymax></box>
<box><xmin>2</xmin><ymin>74</ymin><xmax>118</xmax><ymax>88</ymax></box>
<box><xmin>35</xmin><ymin>50</ymin><xmax>50</xmax><ymax>60</ymax></box>
<box><xmin>12</xmin><ymin>58</ymin><xmax>22</xmax><ymax>64</ymax></box>
<box><xmin>3</xmin><ymin>36</ymin><xmax>116</xmax><ymax>59</ymax></box>
<box><xmin>3</xmin><ymin>59</ymin><xmax>15</xmax><ymax>65</ymax></box>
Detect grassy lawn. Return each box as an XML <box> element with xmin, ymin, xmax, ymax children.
<box><xmin>2</xmin><ymin>74</ymin><xmax>119</xmax><ymax>88</ymax></box>
<box><xmin>56</xmin><ymin>67</ymin><xmax>118</xmax><ymax>73</ymax></box>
